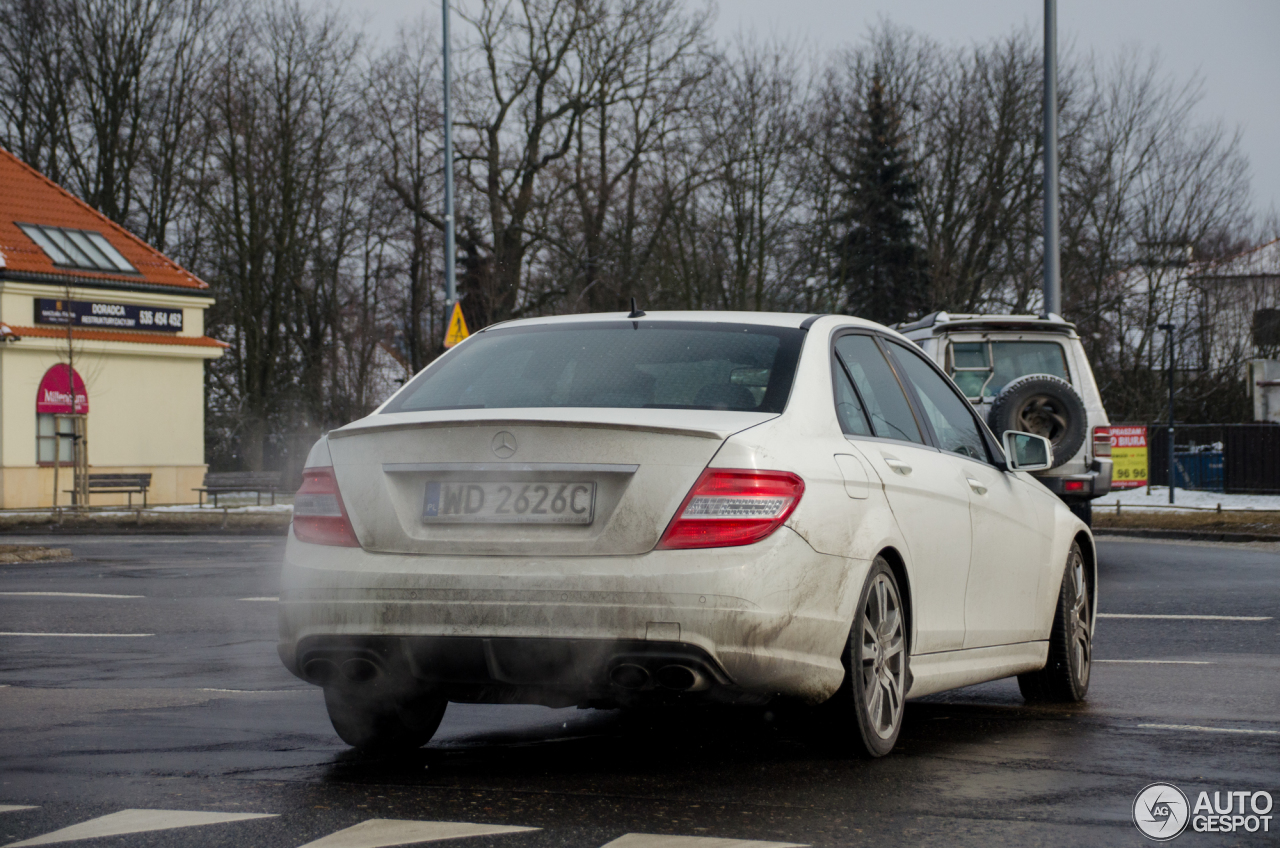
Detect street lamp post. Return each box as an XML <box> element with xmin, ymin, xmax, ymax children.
<box><xmin>442</xmin><ymin>0</ymin><xmax>456</xmax><ymax>320</ymax></box>
<box><xmin>1158</xmin><ymin>323</ymin><xmax>1176</xmax><ymax>504</ymax></box>
<box><xmin>1042</xmin><ymin>0</ymin><xmax>1060</xmax><ymax>318</ymax></box>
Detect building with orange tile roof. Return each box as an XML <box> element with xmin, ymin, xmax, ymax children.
<box><xmin>0</xmin><ymin>145</ymin><xmax>224</xmax><ymax>507</ymax></box>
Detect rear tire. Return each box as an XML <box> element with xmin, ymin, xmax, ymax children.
<box><xmin>323</xmin><ymin>687</ymin><xmax>447</xmax><ymax>752</ymax></box>
<box><xmin>1018</xmin><ymin>542</ymin><xmax>1091</xmax><ymax>702</ymax></box>
<box><xmin>833</xmin><ymin>557</ymin><xmax>908</xmax><ymax>757</ymax></box>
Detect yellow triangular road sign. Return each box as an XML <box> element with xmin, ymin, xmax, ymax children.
<box><xmin>444</xmin><ymin>301</ymin><xmax>470</xmax><ymax>348</ymax></box>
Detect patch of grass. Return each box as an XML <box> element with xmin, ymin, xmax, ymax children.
<box><xmin>1094</xmin><ymin>508</ymin><xmax>1280</xmax><ymax>535</ymax></box>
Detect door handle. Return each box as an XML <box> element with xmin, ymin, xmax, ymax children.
<box><xmin>967</xmin><ymin>478</ymin><xmax>988</xmax><ymax>495</ymax></box>
<box><xmin>882</xmin><ymin>456</ymin><xmax>912</xmax><ymax>475</ymax></box>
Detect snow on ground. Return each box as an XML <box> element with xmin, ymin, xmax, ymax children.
<box><xmin>151</xmin><ymin>503</ymin><xmax>293</xmax><ymax>514</ymax></box>
<box><xmin>1094</xmin><ymin>486</ymin><xmax>1280</xmax><ymax>512</ymax></box>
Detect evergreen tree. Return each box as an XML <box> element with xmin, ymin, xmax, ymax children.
<box><xmin>834</xmin><ymin>71</ymin><xmax>928</xmax><ymax>325</ymax></box>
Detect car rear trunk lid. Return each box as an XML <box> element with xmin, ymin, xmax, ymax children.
<box><xmin>326</xmin><ymin>408</ymin><xmax>775</xmax><ymax>556</ymax></box>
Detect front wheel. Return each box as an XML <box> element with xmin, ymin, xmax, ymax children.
<box><xmin>833</xmin><ymin>557</ymin><xmax>909</xmax><ymax>757</ymax></box>
<box><xmin>1018</xmin><ymin>541</ymin><xmax>1091</xmax><ymax>702</ymax></box>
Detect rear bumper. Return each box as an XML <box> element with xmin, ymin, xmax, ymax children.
<box><xmin>1036</xmin><ymin>458</ymin><xmax>1113</xmax><ymax>500</ymax></box>
<box><xmin>277</xmin><ymin>526</ymin><xmax>866</xmax><ymax>706</ymax></box>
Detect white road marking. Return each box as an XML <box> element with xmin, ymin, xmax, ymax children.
<box><xmin>0</xmin><ymin>806</ymin><xmax>37</xmax><ymax>814</ymax></box>
<box><xmin>4</xmin><ymin>809</ymin><xmax>276</xmax><ymax>846</ymax></box>
<box><xmin>0</xmin><ymin>592</ymin><xmax>143</xmax><ymax>599</ymax></box>
<box><xmin>1139</xmin><ymin>724</ymin><xmax>1280</xmax><ymax>736</ymax></box>
<box><xmin>1098</xmin><ymin>614</ymin><xmax>1272</xmax><ymax>621</ymax></box>
<box><xmin>296</xmin><ymin>819</ymin><xmax>538</xmax><ymax>848</ymax></box>
<box><xmin>238</xmin><ymin>597</ymin><xmax>279</xmax><ymax>602</ymax></box>
<box><xmin>0</xmin><ymin>633</ymin><xmax>153</xmax><ymax>638</ymax></box>
<box><xmin>1095</xmin><ymin>659</ymin><xmax>1213</xmax><ymax>664</ymax></box>
<box><xmin>198</xmin><ymin>688</ymin><xmax>308</xmax><ymax>694</ymax></box>
<box><xmin>601</xmin><ymin>836</ymin><xmax>808</xmax><ymax>848</ymax></box>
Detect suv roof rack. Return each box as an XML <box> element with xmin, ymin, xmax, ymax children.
<box><xmin>895</xmin><ymin>311</ymin><xmax>1076</xmax><ymax>335</ymax></box>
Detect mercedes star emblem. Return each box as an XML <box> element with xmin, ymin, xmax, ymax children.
<box><xmin>491</xmin><ymin>431</ymin><xmax>517</xmax><ymax>458</ymax></box>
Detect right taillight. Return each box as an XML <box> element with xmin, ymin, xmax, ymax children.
<box><xmin>1093</xmin><ymin>426</ymin><xmax>1112</xmax><ymax>458</ymax></box>
<box><xmin>292</xmin><ymin>467</ymin><xmax>359</xmax><ymax>547</ymax></box>
<box><xmin>657</xmin><ymin>468</ymin><xmax>804</xmax><ymax>550</ymax></box>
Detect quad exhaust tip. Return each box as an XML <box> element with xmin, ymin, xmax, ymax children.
<box><xmin>610</xmin><ymin>663</ymin><xmax>650</xmax><ymax>690</ymax></box>
<box><xmin>301</xmin><ymin>656</ymin><xmax>383</xmax><ymax>685</ymax></box>
<box><xmin>341</xmin><ymin>657</ymin><xmax>381</xmax><ymax>683</ymax></box>
<box><xmin>302</xmin><ymin>657</ymin><xmax>339</xmax><ymax>685</ymax></box>
<box><xmin>610</xmin><ymin>662</ymin><xmax>708</xmax><ymax>692</ymax></box>
<box><xmin>655</xmin><ymin>664</ymin><xmax>705</xmax><ymax>692</ymax></box>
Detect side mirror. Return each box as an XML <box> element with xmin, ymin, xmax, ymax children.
<box><xmin>1002</xmin><ymin>431</ymin><xmax>1052</xmax><ymax>472</ymax></box>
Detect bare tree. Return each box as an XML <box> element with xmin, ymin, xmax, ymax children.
<box><xmin>198</xmin><ymin>1</ymin><xmax>362</xmax><ymax>471</ymax></box>
<box><xmin>367</xmin><ymin>22</ymin><xmax>446</xmax><ymax>370</ymax></box>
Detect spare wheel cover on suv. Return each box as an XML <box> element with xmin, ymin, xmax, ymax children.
<box><xmin>988</xmin><ymin>374</ymin><xmax>1087</xmax><ymax>469</ymax></box>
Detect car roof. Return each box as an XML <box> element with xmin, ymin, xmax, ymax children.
<box><xmin>484</xmin><ymin>311</ymin><xmax>890</xmax><ymax>333</ymax></box>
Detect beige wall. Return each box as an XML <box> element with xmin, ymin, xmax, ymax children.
<box><xmin>2</xmin><ymin>465</ymin><xmax>208</xmax><ymax>508</ymax></box>
<box><xmin>0</xmin><ymin>283</ymin><xmax>220</xmax><ymax>508</ymax></box>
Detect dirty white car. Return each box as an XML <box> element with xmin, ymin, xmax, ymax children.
<box><xmin>280</xmin><ymin>312</ymin><xmax>1095</xmax><ymax>757</ymax></box>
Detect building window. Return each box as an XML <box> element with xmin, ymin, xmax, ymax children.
<box><xmin>16</xmin><ymin>223</ymin><xmax>137</xmax><ymax>273</ymax></box>
<box><xmin>36</xmin><ymin>414</ymin><xmax>76</xmax><ymax>465</ymax></box>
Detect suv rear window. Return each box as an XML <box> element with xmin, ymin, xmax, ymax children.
<box><xmin>383</xmin><ymin>321</ymin><xmax>805</xmax><ymax>414</ymax></box>
<box><xmin>949</xmin><ymin>341</ymin><xmax>1070</xmax><ymax>399</ymax></box>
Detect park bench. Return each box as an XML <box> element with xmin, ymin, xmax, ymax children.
<box><xmin>194</xmin><ymin>471</ymin><xmax>283</xmax><ymax>507</ymax></box>
<box><xmin>65</xmin><ymin>473</ymin><xmax>153</xmax><ymax>507</ymax></box>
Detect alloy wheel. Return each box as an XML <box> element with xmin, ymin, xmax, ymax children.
<box><xmin>1069</xmin><ymin>549</ymin><xmax>1091</xmax><ymax>689</ymax></box>
<box><xmin>860</xmin><ymin>573</ymin><xmax>906</xmax><ymax>739</ymax></box>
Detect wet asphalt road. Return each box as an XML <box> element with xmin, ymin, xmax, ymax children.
<box><xmin>0</xmin><ymin>534</ymin><xmax>1277</xmax><ymax>847</ymax></box>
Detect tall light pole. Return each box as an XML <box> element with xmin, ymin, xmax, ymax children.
<box><xmin>1158</xmin><ymin>323</ymin><xmax>1176</xmax><ymax>504</ymax></box>
<box><xmin>1042</xmin><ymin>0</ymin><xmax>1060</xmax><ymax>318</ymax></box>
<box><xmin>442</xmin><ymin>0</ymin><xmax>457</xmax><ymax>317</ymax></box>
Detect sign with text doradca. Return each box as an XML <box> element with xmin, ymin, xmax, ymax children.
<box><xmin>35</xmin><ymin>298</ymin><xmax>183</xmax><ymax>332</ymax></box>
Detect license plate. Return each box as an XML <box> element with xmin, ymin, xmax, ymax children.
<box><xmin>422</xmin><ymin>481</ymin><xmax>596</xmax><ymax>524</ymax></box>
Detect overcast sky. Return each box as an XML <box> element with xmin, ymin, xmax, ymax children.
<box><xmin>341</xmin><ymin>0</ymin><xmax>1280</xmax><ymax>225</ymax></box>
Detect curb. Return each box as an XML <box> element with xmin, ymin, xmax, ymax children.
<box><xmin>0</xmin><ymin>524</ymin><xmax>289</xmax><ymax>536</ymax></box>
<box><xmin>1094</xmin><ymin>528</ymin><xmax>1280</xmax><ymax>544</ymax></box>
<box><xmin>0</xmin><ymin>514</ymin><xmax>291</xmax><ymax>536</ymax></box>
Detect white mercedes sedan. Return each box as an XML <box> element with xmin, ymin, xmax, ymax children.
<box><xmin>279</xmin><ymin>312</ymin><xmax>1095</xmax><ymax>757</ymax></box>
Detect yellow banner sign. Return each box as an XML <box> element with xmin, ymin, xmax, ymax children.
<box><xmin>1110</xmin><ymin>425</ymin><xmax>1148</xmax><ymax>489</ymax></box>
<box><xmin>444</xmin><ymin>302</ymin><xmax>470</xmax><ymax>348</ymax></box>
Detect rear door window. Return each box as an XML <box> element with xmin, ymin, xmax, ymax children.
<box><xmin>888</xmin><ymin>341</ymin><xmax>991</xmax><ymax>463</ymax></box>
<box><xmin>833</xmin><ymin>334</ymin><xmax>923</xmax><ymax>444</ymax></box>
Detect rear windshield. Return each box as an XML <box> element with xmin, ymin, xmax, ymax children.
<box><xmin>950</xmin><ymin>340</ymin><xmax>1070</xmax><ymax>399</ymax></box>
<box><xmin>382</xmin><ymin>321</ymin><xmax>805</xmax><ymax>414</ymax></box>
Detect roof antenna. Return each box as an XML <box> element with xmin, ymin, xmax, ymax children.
<box><xmin>627</xmin><ymin>297</ymin><xmax>645</xmax><ymax>319</ymax></box>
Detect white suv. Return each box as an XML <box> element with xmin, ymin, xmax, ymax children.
<box><xmin>898</xmin><ymin>312</ymin><xmax>1112</xmax><ymax>523</ymax></box>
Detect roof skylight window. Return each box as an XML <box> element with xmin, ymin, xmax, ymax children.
<box><xmin>17</xmin><ymin>224</ymin><xmax>137</xmax><ymax>273</ymax></box>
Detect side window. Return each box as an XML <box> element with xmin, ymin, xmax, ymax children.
<box><xmin>833</xmin><ymin>360</ymin><xmax>873</xmax><ymax>436</ymax></box>
<box><xmin>833</xmin><ymin>335</ymin><xmax>924</xmax><ymax>444</ymax></box>
<box><xmin>887</xmin><ymin>341</ymin><xmax>990</xmax><ymax>463</ymax></box>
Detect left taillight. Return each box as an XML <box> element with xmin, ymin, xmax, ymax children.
<box><xmin>657</xmin><ymin>468</ymin><xmax>805</xmax><ymax>550</ymax></box>
<box><xmin>292</xmin><ymin>467</ymin><xmax>360</xmax><ymax>547</ymax></box>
